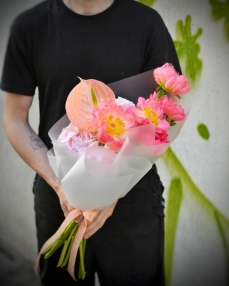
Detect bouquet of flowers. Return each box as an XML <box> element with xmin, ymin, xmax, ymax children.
<box><xmin>35</xmin><ymin>63</ymin><xmax>191</xmax><ymax>280</ymax></box>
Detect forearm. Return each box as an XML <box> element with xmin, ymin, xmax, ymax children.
<box><xmin>3</xmin><ymin>93</ymin><xmax>73</xmax><ymax>216</ymax></box>
<box><xmin>4</xmin><ymin>119</ymin><xmax>61</xmax><ymax>193</ymax></box>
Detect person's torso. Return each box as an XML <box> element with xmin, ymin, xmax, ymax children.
<box><xmin>20</xmin><ymin>0</ymin><xmax>166</xmax><ymax>148</ymax></box>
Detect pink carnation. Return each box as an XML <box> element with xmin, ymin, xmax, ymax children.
<box><xmin>154</xmin><ymin>63</ymin><xmax>190</xmax><ymax>96</ymax></box>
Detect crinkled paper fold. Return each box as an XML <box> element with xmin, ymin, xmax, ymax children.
<box><xmin>47</xmin><ymin>69</ymin><xmax>191</xmax><ymax>210</ymax></box>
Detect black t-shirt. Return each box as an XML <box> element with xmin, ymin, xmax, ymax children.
<box><xmin>1</xmin><ymin>0</ymin><xmax>181</xmax><ymax>150</ymax></box>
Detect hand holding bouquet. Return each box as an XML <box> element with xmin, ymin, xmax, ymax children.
<box><xmin>35</xmin><ymin>63</ymin><xmax>191</xmax><ymax>281</ymax></box>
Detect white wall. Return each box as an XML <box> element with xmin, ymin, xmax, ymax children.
<box><xmin>153</xmin><ymin>1</ymin><xmax>229</xmax><ymax>285</ymax></box>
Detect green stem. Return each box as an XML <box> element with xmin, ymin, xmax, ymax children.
<box><xmin>64</xmin><ymin>226</ymin><xmax>78</xmax><ymax>268</ymax></box>
<box><xmin>57</xmin><ymin>224</ymin><xmax>78</xmax><ymax>267</ymax></box>
<box><xmin>43</xmin><ymin>220</ymin><xmax>77</xmax><ymax>259</ymax></box>
<box><xmin>78</xmin><ymin>239</ymin><xmax>86</xmax><ymax>279</ymax></box>
<box><xmin>41</xmin><ymin>240</ymin><xmax>58</xmax><ymax>255</ymax></box>
<box><xmin>62</xmin><ymin>225</ymin><xmax>79</xmax><ymax>267</ymax></box>
<box><xmin>44</xmin><ymin>240</ymin><xmax>64</xmax><ymax>259</ymax></box>
<box><xmin>83</xmin><ymin>238</ymin><xmax>87</xmax><ymax>257</ymax></box>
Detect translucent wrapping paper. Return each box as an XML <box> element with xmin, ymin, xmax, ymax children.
<box><xmin>47</xmin><ymin>69</ymin><xmax>191</xmax><ymax>211</ymax></box>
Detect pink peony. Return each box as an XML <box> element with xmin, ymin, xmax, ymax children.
<box><xmin>155</xmin><ymin>132</ymin><xmax>169</xmax><ymax>144</ymax></box>
<box><xmin>97</xmin><ymin>104</ymin><xmax>136</xmax><ymax>151</ymax></box>
<box><xmin>58</xmin><ymin>123</ymin><xmax>96</xmax><ymax>155</ymax></box>
<box><xmin>132</xmin><ymin>92</ymin><xmax>170</xmax><ymax>134</ymax></box>
<box><xmin>154</xmin><ymin>63</ymin><xmax>190</xmax><ymax>96</ymax></box>
<box><xmin>159</xmin><ymin>95</ymin><xmax>186</xmax><ymax>121</ymax></box>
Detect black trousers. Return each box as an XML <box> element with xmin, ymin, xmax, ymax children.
<box><xmin>33</xmin><ymin>165</ymin><xmax>165</xmax><ymax>286</ymax></box>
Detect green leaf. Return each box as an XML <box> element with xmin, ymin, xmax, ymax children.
<box><xmin>197</xmin><ymin>123</ymin><xmax>210</xmax><ymax>140</ymax></box>
<box><xmin>157</xmin><ymin>89</ymin><xmax>165</xmax><ymax>99</ymax></box>
<box><xmin>165</xmin><ymin>178</ymin><xmax>183</xmax><ymax>286</ymax></box>
<box><xmin>170</xmin><ymin>121</ymin><xmax>176</xmax><ymax>126</ymax></box>
<box><xmin>138</xmin><ymin>0</ymin><xmax>156</xmax><ymax>7</ymax></box>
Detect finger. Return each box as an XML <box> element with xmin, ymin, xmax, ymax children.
<box><xmin>84</xmin><ymin>214</ymin><xmax>106</xmax><ymax>239</ymax></box>
<box><xmin>84</xmin><ymin>208</ymin><xmax>113</xmax><ymax>239</ymax></box>
<box><xmin>67</xmin><ymin>204</ymin><xmax>74</xmax><ymax>212</ymax></box>
<box><xmin>63</xmin><ymin>209</ymin><xmax>68</xmax><ymax>218</ymax></box>
<box><xmin>86</xmin><ymin>210</ymin><xmax>100</xmax><ymax>226</ymax></box>
<box><xmin>61</xmin><ymin>203</ymin><xmax>69</xmax><ymax>217</ymax></box>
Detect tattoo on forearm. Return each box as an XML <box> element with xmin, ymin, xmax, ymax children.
<box><xmin>30</xmin><ymin>136</ymin><xmax>45</xmax><ymax>150</ymax></box>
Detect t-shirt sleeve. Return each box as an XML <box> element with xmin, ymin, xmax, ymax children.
<box><xmin>142</xmin><ymin>10</ymin><xmax>182</xmax><ymax>74</ymax></box>
<box><xmin>0</xmin><ymin>15</ymin><xmax>37</xmax><ymax>96</ymax></box>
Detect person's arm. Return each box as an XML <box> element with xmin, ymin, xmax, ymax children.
<box><xmin>3</xmin><ymin>92</ymin><xmax>116</xmax><ymax>236</ymax></box>
<box><xmin>3</xmin><ymin>92</ymin><xmax>74</xmax><ymax>217</ymax></box>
